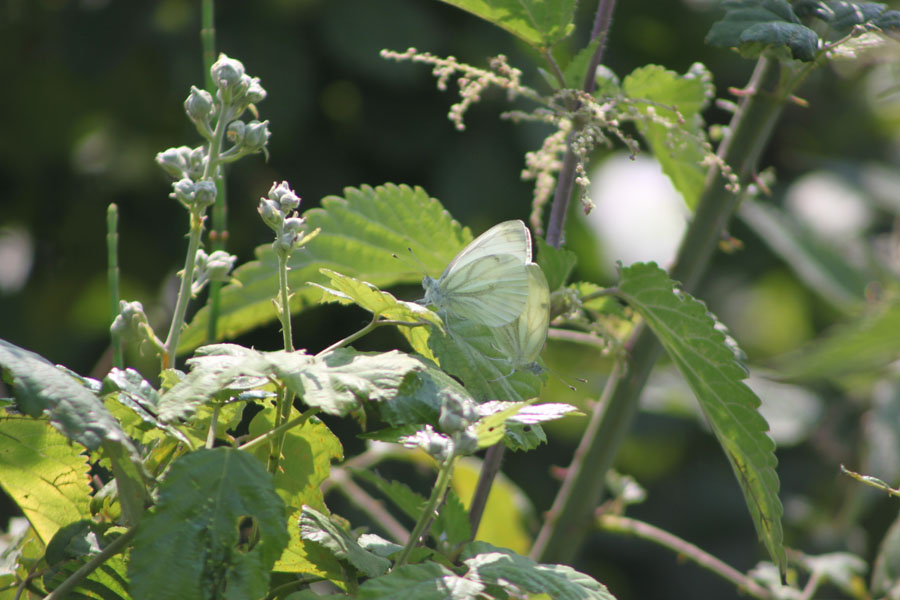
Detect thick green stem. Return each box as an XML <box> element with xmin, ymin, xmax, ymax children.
<box><xmin>396</xmin><ymin>453</ymin><xmax>459</xmax><ymax>566</ymax></box>
<box><xmin>106</xmin><ymin>203</ymin><xmax>123</xmax><ymax>369</ymax></box>
<box><xmin>532</xmin><ymin>55</ymin><xmax>789</xmax><ymax>564</ymax></box>
<box><xmin>268</xmin><ymin>250</ymin><xmax>296</xmax><ymax>474</ymax></box>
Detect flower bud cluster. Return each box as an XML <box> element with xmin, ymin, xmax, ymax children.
<box><xmin>211</xmin><ymin>54</ymin><xmax>266</xmax><ymax>114</ymax></box>
<box><xmin>258</xmin><ymin>181</ymin><xmax>310</xmax><ymax>256</ymax></box>
<box><xmin>110</xmin><ymin>300</ymin><xmax>164</xmax><ymax>356</ymax></box>
<box><xmin>191</xmin><ymin>249</ymin><xmax>237</xmax><ymax>295</ymax></box>
<box><xmin>171</xmin><ymin>178</ymin><xmax>218</xmax><ymax>212</ymax></box>
<box><xmin>155</xmin><ymin>146</ymin><xmax>206</xmax><ymax>181</ymax></box>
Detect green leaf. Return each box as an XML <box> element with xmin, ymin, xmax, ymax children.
<box><xmin>275</xmin><ymin>508</ymin><xmax>347</xmax><ymax>585</ymax></box>
<box><xmin>616</xmin><ymin>262</ymin><xmax>785</xmax><ymax>572</ymax></box>
<box><xmin>706</xmin><ymin>0</ymin><xmax>820</xmax><ymax>61</ymax></box>
<box><xmin>777</xmin><ymin>292</ymin><xmax>900</xmax><ymax>381</ymax></box>
<box><xmin>0</xmin><ymin>339</ymin><xmax>126</xmax><ymax>451</ymax></box>
<box><xmin>43</xmin><ymin>554</ymin><xmax>129</xmax><ymax>600</ymax></box>
<box><xmin>129</xmin><ymin>448</ymin><xmax>289</xmax><ymax>600</ymax></box>
<box><xmin>738</xmin><ymin>200</ymin><xmax>867</xmax><ymax>311</ymax></box>
<box><xmin>872</xmin><ymin>510</ymin><xmax>900</xmax><ymax>598</ymax></box>
<box><xmin>180</xmin><ymin>184</ymin><xmax>468</xmax><ymax>353</ymax></box>
<box><xmin>247</xmin><ymin>410</ymin><xmax>342</xmax><ymax>514</ymax></box>
<box><xmin>438</xmin><ymin>0</ymin><xmax>576</xmax><ymax>50</ymax></box>
<box><xmin>425</xmin><ymin>316</ymin><xmax>542</xmax><ymax>403</ymax></box>
<box><xmin>536</xmin><ymin>238</ymin><xmax>577</xmax><ymax>292</ymax></box>
<box><xmin>102</xmin><ymin>368</ymin><xmax>192</xmax><ymax>446</ymax></box>
<box><xmin>375</xmin><ymin>365</ymin><xmax>474</xmax><ymax>428</ymax></box>
<box><xmin>622</xmin><ymin>64</ymin><xmax>714</xmax><ymax>210</ymax></box>
<box><xmin>0</xmin><ymin>417</ymin><xmax>91</xmax><ymax>545</ymax></box>
<box><xmin>462</xmin><ymin>541</ymin><xmax>616</xmax><ymax>599</ymax></box>
<box><xmin>561</xmin><ymin>38</ymin><xmax>602</xmax><ymax>90</ymax></box>
<box><xmin>300</xmin><ymin>506</ymin><xmax>390</xmax><ymax>578</ymax></box>
<box><xmin>358</xmin><ymin>562</ymin><xmax>484</xmax><ymax>599</ymax></box>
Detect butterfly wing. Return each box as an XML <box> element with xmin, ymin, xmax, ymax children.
<box><xmin>493</xmin><ymin>263</ymin><xmax>550</xmax><ymax>369</ymax></box>
<box><xmin>438</xmin><ymin>253</ymin><xmax>530</xmax><ymax>327</ymax></box>
<box><xmin>441</xmin><ymin>220</ymin><xmax>531</xmax><ymax>277</ymax></box>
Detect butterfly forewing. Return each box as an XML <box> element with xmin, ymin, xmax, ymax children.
<box><xmin>439</xmin><ymin>255</ymin><xmax>530</xmax><ymax>327</ymax></box>
<box><xmin>442</xmin><ymin>220</ymin><xmax>531</xmax><ymax>275</ymax></box>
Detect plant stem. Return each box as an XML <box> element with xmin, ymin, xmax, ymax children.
<box><xmin>268</xmin><ymin>250</ymin><xmax>297</xmax><ymax>473</ymax></box>
<box><xmin>329</xmin><ymin>467</ymin><xmax>411</xmax><ymax>543</ymax></box>
<box><xmin>533</xmin><ymin>55</ymin><xmax>788</xmax><ymax>564</ymax></box>
<box><xmin>597</xmin><ymin>514</ymin><xmax>771</xmax><ymax>599</ymax></box>
<box><xmin>396</xmin><ymin>453</ymin><xmax>459</xmax><ymax>566</ymax></box>
<box><xmin>240</xmin><ymin>406</ymin><xmax>318</xmax><ymax>452</ymax></box>
<box><xmin>162</xmin><ymin>208</ymin><xmax>206</xmax><ymax>370</ymax></box>
<box><xmin>106</xmin><ymin>203</ymin><xmax>123</xmax><ymax>369</ymax></box>
<box><xmin>43</xmin><ymin>526</ymin><xmax>137</xmax><ymax>600</ymax></box>
<box><xmin>467</xmin><ymin>444</ymin><xmax>504</xmax><ymax>538</ymax></box>
<box><xmin>316</xmin><ymin>315</ymin><xmax>378</xmax><ymax>357</ymax></box>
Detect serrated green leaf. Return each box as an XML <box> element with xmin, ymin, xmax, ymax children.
<box><xmin>828</xmin><ymin>1</ymin><xmax>889</xmax><ymax>36</ymax></box>
<box><xmin>376</xmin><ymin>365</ymin><xmax>473</xmax><ymax>428</ymax></box>
<box><xmin>616</xmin><ymin>262</ymin><xmax>785</xmax><ymax>572</ymax></box>
<box><xmin>129</xmin><ymin>448</ymin><xmax>289</xmax><ymax>600</ymax></box>
<box><xmin>358</xmin><ymin>562</ymin><xmax>484</xmax><ymax>599</ymax></box>
<box><xmin>0</xmin><ymin>339</ymin><xmax>125</xmax><ymax>451</ymax></box>
<box><xmin>462</xmin><ymin>541</ymin><xmax>615</xmax><ymax>599</ymax></box>
<box><xmin>777</xmin><ymin>292</ymin><xmax>900</xmax><ymax>380</ymax></box>
<box><xmin>102</xmin><ymin>368</ymin><xmax>192</xmax><ymax>446</ymax></box>
<box><xmin>0</xmin><ymin>417</ymin><xmax>91</xmax><ymax>545</ymax></box>
<box><xmin>425</xmin><ymin>317</ymin><xmax>542</xmax><ymax>403</ymax></box>
<box><xmin>738</xmin><ymin>200</ymin><xmax>867</xmax><ymax>311</ymax></box>
<box><xmin>622</xmin><ymin>64</ymin><xmax>714</xmax><ymax>210</ymax></box>
<box><xmin>438</xmin><ymin>0</ymin><xmax>576</xmax><ymax>50</ymax></box>
<box><xmin>180</xmin><ymin>184</ymin><xmax>468</xmax><ymax>353</ymax></box>
<box><xmin>536</xmin><ymin>238</ymin><xmax>577</xmax><ymax>292</ymax></box>
<box><xmin>315</xmin><ymin>269</ymin><xmax>443</xmax><ymax>328</ymax></box>
<box><xmin>706</xmin><ymin>0</ymin><xmax>820</xmax><ymax>61</ymax></box>
<box><xmin>300</xmin><ymin>506</ymin><xmax>390</xmax><ymax>578</ymax></box>
<box><xmin>275</xmin><ymin>508</ymin><xmax>347</xmax><ymax>585</ymax></box>
<box><xmin>562</xmin><ymin>38</ymin><xmax>602</xmax><ymax>90</ymax></box>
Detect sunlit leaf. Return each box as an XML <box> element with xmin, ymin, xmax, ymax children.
<box><xmin>622</xmin><ymin>64</ymin><xmax>714</xmax><ymax>210</ymax></box>
<box><xmin>357</xmin><ymin>562</ymin><xmax>483</xmax><ymax>599</ymax></box>
<box><xmin>181</xmin><ymin>184</ymin><xmax>467</xmax><ymax>353</ymax></box>
<box><xmin>300</xmin><ymin>506</ymin><xmax>390</xmax><ymax>578</ymax></box>
<box><xmin>0</xmin><ymin>417</ymin><xmax>91</xmax><ymax>545</ymax></box>
<box><xmin>462</xmin><ymin>541</ymin><xmax>616</xmax><ymax>599</ymax></box>
<box><xmin>437</xmin><ymin>0</ymin><xmax>576</xmax><ymax>50</ymax></box>
<box><xmin>617</xmin><ymin>262</ymin><xmax>785</xmax><ymax>572</ymax></box>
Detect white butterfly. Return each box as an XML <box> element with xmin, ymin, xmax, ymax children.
<box><xmin>491</xmin><ymin>263</ymin><xmax>550</xmax><ymax>375</ymax></box>
<box><xmin>421</xmin><ymin>220</ymin><xmax>532</xmax><ymax>328</ymax></box>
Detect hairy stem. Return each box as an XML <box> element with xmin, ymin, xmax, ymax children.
<box><xmin>598</xmin><ymin>514</ymin><xmax>771</xmax><ymax>599</ymax></box>
<box><xmin>396</xmin><ymin>454</ymin><xmax>459</xmax><ymax>566</ymax></box>
<box><xmin>162</xmin><ymin>208</ymin><xmax>206</xmax><ymax>370</ymax></box>
<box><xmin>533</xmin><ymin>55</ymin><xmax>788</xmax><ymax>564</ymax></box>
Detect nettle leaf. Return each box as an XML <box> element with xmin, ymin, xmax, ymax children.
<box><xmin>777</xmin><ymin>291</ymin><xmax>900</xmax><ymax>381</ymax></box>
<box><xmin>706</xmin><ymin>0</ymin><xmax>820</xmax><ymax>61</ymax></box>
<box><xmin>180</xmin><ymin>184</ymin><xmax>466</xmax><ymax>353</ymax></box>
<box><xmin>478</xmin><ymin>400</ymin><xmax>578</xmax><ymax>451</ymax></box>
<box><xmin>616</xmin><ymin>262</ymin><xmax>785</xmax><ymax>572</ymax></box>
<box><xmin>375</xmin><ymin>365</ymin><xmax>473</xmax><ymax>428</ymax></box>
<box><xmin>358</xmin><ymin>562</ymin><xmax>484</xmax><ymax>599</ymax></box>
<box><xmin>738</xmin><ymin>200</ymin><xmax>867</xmax><ymax>311</ymax></box>
<box><xmin>129</xmin><ymin>448</ymin><xmax>290</xmax><ymax>600</ymax></box>
<box><xmin>462</xmin><ymin>541</ymin><xmax>615</xmax><ymax>599</ymax></box>
<box><xmin>0</xmin><ymin>339</ymin><xmax>126</xmax><ymax>451</ymax></box>
<box><xmin>0</xmin><ymin>417</ymin><xmax>91</xmax><ymax>545</ymax></box>
<box><xmin>562</xmin><ymin>38</ymin><xmax>602</xmax><ymax>90</ymax></box>
<box><xmin>300</xmin><ymin>506</ymin><xmax>390</xmax><ymax>578</ymax></box>
<box><xmin>622</xmin><ymin>64</ymin><xmax>714</xmax><ymax>210</ymax></box>
<box><xmin>536</xmin><ymin>238</ymin><xmax>577</xmax><ymax>292</ymax></box>
<box><xmin>102</xmin><ymin>367</ymin><xmax>192</xmax><ymax>446</ymax></box>
<box><xmin>438</xmin><ymin>0</ymin><xmax>576</xmax><ymax>50</ymax></box>
<box><xmin>425</xmin><ymin>317</ymin><xmax>542</xmax><ymax>403</ymax></box>
<box><xmin>43</xmin><ymin>554</ymin><xmax>129</xmax><ymax>600</ymax></box>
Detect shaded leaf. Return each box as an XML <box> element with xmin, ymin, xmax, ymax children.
<box><xmin>0</xmin><ymin>339</ymin><xmax>126</xmax><ymax>451</ymax></box>
<box><xmin>462</xmin><ymin>541</ymin><xmax>616</xmax><ymax>599</ymax></box>
<box><xmin>181</xmin><ymin>184</ymin><xmax>467</xmax><ymax>353</ymax></box>
<box><xmin>273</xmin><ymin>508</ymin><xmax>347</xmax><ymax>585</ymax></box>
<box><xmin>738</xmin><ymin>200</ymin><xmax>867</xmax><ymax>311</ymax></box>
<box><xmin>375</xmin><ymin>365</ymin><xmax>474</xmax><ymax>428</ymax></box>
<box><xmin>438</xmin><ymin>0</ymin><xmax>576</xmax><ymax>50</ymax></box>
<box><xmin>129</xmin><ymin>448</ymin><xmax>289</xmax><ymax>600</ymax></box>
<box><xmin>622</xmin><ymin>64</ymin><xmax>714</xmax><ymax>210</ymax></box>
<box><xmin>536</xmin><ymin>238</ymin><xmax>577</xmax><ymax>292</ymax></box>
<box><xmin>43</xmin><ymin>554</ymin><xmax>129</xmax><ymax>600</ymax></box>
<box><xmin>706</xmin><ymin>0</ymin><xmax>820</xmax><ymax>61</ymax></box>
<box><xmin>0</xmin><ymin>417</ymin><xmax>91</xmax><ymax>545</ymax></box>
<box><xmin>358</xmin><ymin>562</ymin><xmax>483</xmax><ymax>599</ymax></box>
<box><xmin>562</xmin><ymin>38</ymin><xmax>602</xmax><ymax>90</ymax></box>
<box><xmin>777</xmin><ymin>292</ymin><xmax>900</xmax><ymax>381</ymax></box>
<box><xmin>300</xmin><ymin>506</ymin><xmax>390</xmax><ymax>578</ymax></box>
<box><xmin>872</xmin><ymin>510</ymin><xmax>900</xmax><ymax>598</ymax></box>
<box><xmin>617</xmin><ymin>262</ymin><xmax>785</xmax><ymax>572</ymax></box>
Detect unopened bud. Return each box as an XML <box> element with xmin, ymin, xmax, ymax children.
<box><xmin>210</xmin><ymin>54</ymin><xmax>245</xmax><ymax>101</ymax></box>
<box><xmin>268</xmin><ymin>181</ymin><xmax>300</xmax><ymax>213</ymax></box>
<box><xmin>185</xmin><ymin>86</ymin><xmax>214</xmax><ymax>126</ymax></box>
<box><xmin>243</xmin><ymin>120</ymin><xmax>270</xmax><ymax>154</ymax></box>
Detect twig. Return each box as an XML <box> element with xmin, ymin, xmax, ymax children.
<box><xmin>43</xmin><ymin>527</ymin><xmax>137</xmax><ymax>600</ymax></box>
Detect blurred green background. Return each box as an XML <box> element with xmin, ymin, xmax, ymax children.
<box><xmin>3</xmin><ymin>0</ymin><xmax>900</xmax><ymax>597</ymax></box>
